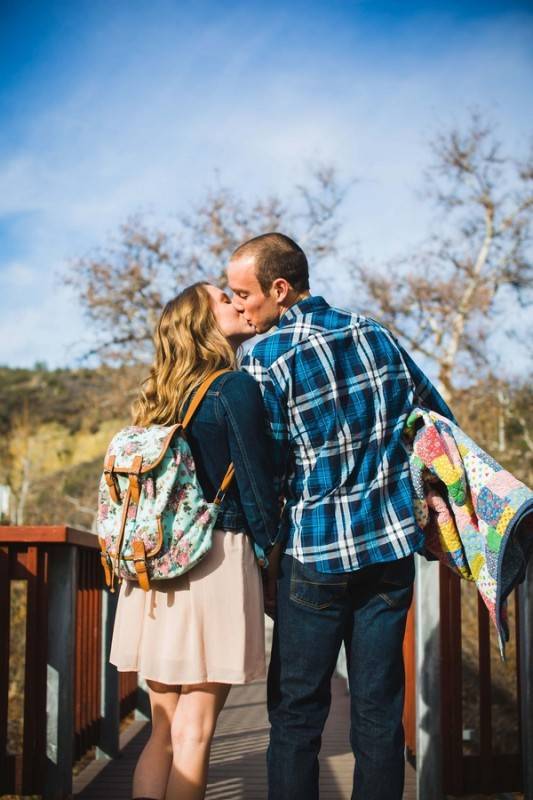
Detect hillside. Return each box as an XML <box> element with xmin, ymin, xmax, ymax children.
<box><xmin>0</xmin><ymin>363</ymin><xmax>530</xmax><ymax>530</ymax></box>
<box><xmin>0</xmin><ymin>363</ymin><xmax>145</xmax><ymax>529</ymax></box>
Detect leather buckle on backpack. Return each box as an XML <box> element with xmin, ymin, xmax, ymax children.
<box><xmin>213</xmin><ymin>463</ymin><xmax>235</xmax><ymax>506</ymax></box>
<box><xmin>133</xmin><ymin>540</ymin><xmax>150</xmax><ymax>592</ymax></box>
<box><xmin>98</xmin><ymin>537</ymin><xmax>112</xmax><ymax>588</ymax></box>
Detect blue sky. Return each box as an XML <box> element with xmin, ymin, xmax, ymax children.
<box><xmin>0</xmin><ymin>0</ymin><xmax>532</xmax><ymax>374</ymax></box>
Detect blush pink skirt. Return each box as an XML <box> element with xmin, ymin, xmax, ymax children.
<box><xmin>109</xmin><ymin>530</ymin><xmax>265</xmax><ymax>685</ymax></box>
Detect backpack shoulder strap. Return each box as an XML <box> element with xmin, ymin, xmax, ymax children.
<box><xmin>181</xmin><ymin>368</ymin><xmax>236</xmax><ymax>504</ymax></box>
<box><xmin>181</xmin><ymin>369</ymin><xmax>232</xmax><ymax>430</ymax></box>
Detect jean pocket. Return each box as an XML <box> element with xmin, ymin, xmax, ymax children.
<box><xmin>289</xmin><ymin>558</ymin><xmax>348</xmax><ymax>610</ymax></box>
<box><xmin>377</xmin><ymin>556</ymin><xmax>415</xmax><ymax>609</ymax></box>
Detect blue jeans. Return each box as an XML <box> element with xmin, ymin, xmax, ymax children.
<box><xmin>267</xmin><ymin>553</ymin><xmax>414</xmax><ymax>800</ymax></box>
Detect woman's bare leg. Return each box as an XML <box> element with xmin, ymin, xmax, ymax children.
<box><xmin>165</xmin><ymin>682</ymin><xmax>231</xmax><ymax>800</ymax></box>
<box><xmin>132</xmin><ymin>679</ymin><xmax>180</xmax><ymax>800</ymax></box>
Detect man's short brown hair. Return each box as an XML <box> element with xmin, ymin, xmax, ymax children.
<box><xmin>231</xmin><ymin>232</ymin><xmax>309</xmax><ymax>294</ymax></box>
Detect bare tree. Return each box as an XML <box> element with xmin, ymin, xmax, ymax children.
<box><xmin>67</xmin><ymin>218</ymin><xmax>180</xmax><ymax>365</ymax></box>
<box><xmin>67</xmin><ymin>165</ymin><xmax>351</xmax><ymax>365</ymax></box>
<box><xmin>452</xmin><ymin>376</ymin><xmax>533</xmax><ymax>485</ymax></box>
<box><xmin>354</xmin><ymin>112</ymin><xmax>532</xmax><ymax>401</ymax></box>
<box><xmin>64</xmin><ymin>494</ymin><xmax>98</xmax><ymax>532</ymax></box>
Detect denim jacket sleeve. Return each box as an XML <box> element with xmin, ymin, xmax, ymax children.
<box><xmin>217</xmin><ymin>372</ymin><xmax>281</xmax><ymax>557</ymax></box>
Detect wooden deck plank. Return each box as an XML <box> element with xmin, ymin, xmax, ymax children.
<box><xmin>75</xmin><ymin>675</ymin><xmax>416</xmax><ymax>799</ymax></box>
<box><xmin>75</xmin><ymin>621</ymin><xmax>416</xmax><ymax>799</ymax></box>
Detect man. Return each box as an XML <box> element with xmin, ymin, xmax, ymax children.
<box><xmin>227</xmin><ymin>232</ymin><xmax>453</xmax><ymax>800</ymax></box>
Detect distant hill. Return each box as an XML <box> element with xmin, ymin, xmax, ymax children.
<box><xmin>0</xmin><ymin>363</ymin><xmax>143</xmax><ymax>435</ymax></box>
<box><xmin>0</xmin><ymin>363</ymin><xmax>530</xmax><ymax>530</ymax></box>
<box><xmin>0</xmin><ymin>363</ymin><xmax>145</xmax><ymax>529</ymax></box>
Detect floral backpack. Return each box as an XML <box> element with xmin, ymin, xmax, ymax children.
<box><xmin>97</xmin><ymin>370</ymin><xmax>234</xmax><ymax>593</ymax></box>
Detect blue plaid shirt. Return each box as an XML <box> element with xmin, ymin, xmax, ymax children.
<box><xmin>241</xmin><ymin>295</ymin><xmax>454</xmax><ymax>573</ymax></box>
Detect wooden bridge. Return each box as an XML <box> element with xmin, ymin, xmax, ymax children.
<box><xmin>72</xmin><ymin>673</ymin><xmax>417</xmax><ymax>799</ymax></box>
<box><xmin>1</xmin><ymin>526</ymin><xmax>531</xmax><ymax>799</ymax></box>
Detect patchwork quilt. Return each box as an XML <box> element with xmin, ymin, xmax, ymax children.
<box><xmin>405</xmin><ymin>408</ymin><xmax>533</xmax><ymax>656</ymax></box>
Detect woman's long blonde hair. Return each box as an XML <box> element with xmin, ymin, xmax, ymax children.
<box><xmin>132</xmin><ymin>282</ymin><xmax>237</xmax><ymax>426</ymax></box>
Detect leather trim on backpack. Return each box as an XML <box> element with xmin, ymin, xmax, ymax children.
<box><xmin>133</xmin><ymin>540</ymin><xmax>150</xmax><ymax>591</ymax></box>
<box><xmin>98</xmin><ymin>537</ymin><xmax>112</xmax><ymax>587</ymax></box>
<box><xmin>104</xmin><ymin>514</ymin><xmax>164</xmax><ymax>561</ymax></box>
<box><xmin>104</xmin><ymin>455</ymin><xmax>122</xmax><ymax>503</ymax></box>
<box><xmin>128</xmin><ymin>454</ymin><xmax>143</xmax><ymax>503</ymax></box>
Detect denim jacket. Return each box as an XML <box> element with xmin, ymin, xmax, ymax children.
<box><xmin>183</xmin><ymin>370</ymin><xmax>281</xmax><ymax>562</ymax></box>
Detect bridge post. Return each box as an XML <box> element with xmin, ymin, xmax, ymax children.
<box><xmin>97</xmin><ymin>590</ymin><xmax>120</xmax><ymax>758</ymax></box>
<box><xmin>415</xmin><ymin>557</ymin><xmax>444</xmax><ymax>800</ymax></box>
<box><xmin>44</xmin><ymin>544</ymin><xmax>78</xmax><ymax>800</ymax></box>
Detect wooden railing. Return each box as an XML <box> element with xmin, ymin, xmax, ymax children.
<box><xmin>74</xmin><ymin>547</ymin><xmax>102</xmax><ymax>763</ymax></box>
<box><xmin>402</xmin><ymin>601</ymin><xmax>416</xmax><ymax>759</ymax></box>
<box><xmin>0</xmin><ymin>526</ymin><xmax>139</xmax><ymax>799</ymax></box>
<box><xmin>441</xmin><ymin>567</ymin><xmax>529</xmax><ymax>794</ymax></box>
<box><xmin>404</xmin><ymin>558</ymin><xmax>533</xmax><ymax>799</ymax></box>
<box><xmin>1</xmin><ymin>527</ymin><xmax>531</xmax><ymax>799</ymax></box>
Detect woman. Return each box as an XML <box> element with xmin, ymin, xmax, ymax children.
<box><xmin>109</xmin><ymin>282</ymin><xmax>280</xmax><ymax>800</ymax></box>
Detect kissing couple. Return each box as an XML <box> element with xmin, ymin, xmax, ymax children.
<box><xmin>108</xmin><ymin>232</ymin><xmax>453</xmax><ymax>800</ymax></box>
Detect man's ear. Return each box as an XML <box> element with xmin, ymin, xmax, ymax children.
<box><xmin>271</xmin><ymin>278</ymin><xmax>291</xmax><ymax>304</ymax></box>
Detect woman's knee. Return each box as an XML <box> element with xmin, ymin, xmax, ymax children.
<box><xmin>170</xmin><ymin>684</ymin><xmax>228</xmax><ymax>749</ymax></box>
<box><xmin>170</xmin><ymin>710</ymin><xmax>217</xmax><ymax>748</ymax></box>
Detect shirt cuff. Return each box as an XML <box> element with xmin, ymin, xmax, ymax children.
<box><xmin>252</xmin><ymin>541</ymin><xmax>269</xmax><ymax>569</ymax></box>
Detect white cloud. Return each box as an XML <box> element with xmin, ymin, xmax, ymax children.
<box><xmin>0</xmin><ymin>261</ymin><xmax>35</xmax><ymax>288</ymax></box>
<box><xmin>0</xmin><ymin>6</ymin><xmax>531</xmax><ymax>369</ymax></box>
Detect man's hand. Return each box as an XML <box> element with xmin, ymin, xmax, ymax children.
<box><xmin>262</xmin><ymin>543</ymin><xmax>282</xmax><ymax>619</ymax></box>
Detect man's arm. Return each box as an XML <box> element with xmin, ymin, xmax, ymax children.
<box><xmin>241</xmin><ymin>352</ymin><xmax>290</xmax><ymax>498</ymax></box>
<box><xmin>397</xmin><ymin>342</ymin><xmax>457</xmax><ymax>422</ymax></box>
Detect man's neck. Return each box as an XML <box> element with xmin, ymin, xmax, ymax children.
<box><xmin>279</xmin><ymin>290</ymin><xmax>311</xmax><ymax>318</ymax></box>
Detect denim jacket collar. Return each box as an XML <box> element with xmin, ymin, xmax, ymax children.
<box><xmin>277</xmin><ymin>295</ymin><xmax>330</xmax><ymax>328</ymax></box>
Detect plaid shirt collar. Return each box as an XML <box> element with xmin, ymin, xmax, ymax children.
<box><xmin>278</xmin><ymin>295</ymin><xmax>330</xmax><ymax>328</ymax></box>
